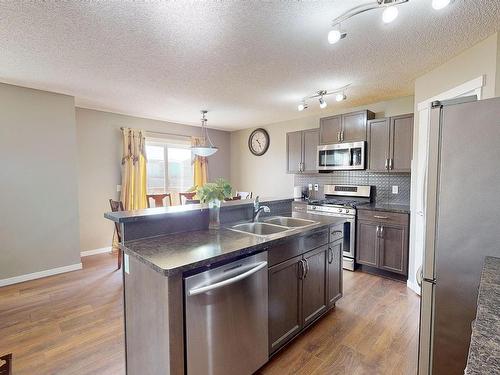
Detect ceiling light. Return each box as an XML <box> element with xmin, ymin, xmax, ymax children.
<box><xmin>319</xmin><ymin>97</ymin><xmax>327</xmax><ymax>109</ymax></box>
<box><xmin>382</xmin><ymin>6</ymin><xmax>398</xmax><ymax>23</ymax></box>
<box><xmin>335</xmin><ymin>93</ymin><xmax>347</xmax><ymax>102</ymax></box>
<box><xmin>191</xmin><ymin>110</ymin><xmax>218</xmax><ymax>157</ymax></box>
<box><xmin>432</xmin><ymin>0</ymin><xmax>451</xmax><ymax>10</ymax></box>
<box><xmin>297</xmin><ymin>102</ymin><xmax>308</xmax><ymax>111</ymax></box>
<box><xmin>328</xmin><ymin>28</ymin><xmax>347</xmax><ymax>44</ymax></box>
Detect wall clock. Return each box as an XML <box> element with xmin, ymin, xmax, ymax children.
<box><xmin>248</xmin><ymin>128</ymin><xmax>270</xmax><ymax>156</ymax></box>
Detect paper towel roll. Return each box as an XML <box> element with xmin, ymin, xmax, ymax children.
<box><xmin>293</xmin><ymin>186</ymin><xmax>303</xmax><ymax>199</ymax></box>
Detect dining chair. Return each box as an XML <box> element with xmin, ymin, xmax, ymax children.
<box><xmin>146</xmin><ymin>193</ymin><xmax>173</xmax><ymax>208</ymax></box>
<box><xmin>236</xmin><ymin>191</ymin><xmax>252</xmax><ymax>199</ymax></box>
<box><xmin>109</xmin><ymin>199</ymin><xmax>124</xmax><ymax>270</ymax></box>
<box><xmin>179</xmin><ymin>192</ymin><xmax>197</xmax><ymax>205</ymax></box>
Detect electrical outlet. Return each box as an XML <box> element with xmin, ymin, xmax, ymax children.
<box><xmin>308</xmin><ymin>184</ymin><xmax>313</xmax><ymax>191</ymax></box>
<box><xmin>314</xmin><ymin>184</ymin><xmax>319</xmax><ymax>191</ymax></box>
<box><xmin>117</xmin><ymin>184</ymin><xmax>122</xmax><ymax>192</ymax></box>
<box><xmin>392</xmin><ymin>185</ymin><xmax>399</xmax><ymax>194</ymax></box>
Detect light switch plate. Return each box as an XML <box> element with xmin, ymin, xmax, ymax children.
<box><xmin>314</xmin><ymin>184</ymin><xmax>319</xmax><ymax>191</ymax></box>
<box><xmin>116</xmin><ymin>184</ymin><xmax>122</xmax><ymax>192</ymax></box>
<box><xmin>392</xmin><ymin>185</ymin><xmax>399</xmax><ymax>194</ymax></box>
<box><xmin>308</xmin><ymin>184</ymin><xmax>313</xmax><ymax>191</ymax></box>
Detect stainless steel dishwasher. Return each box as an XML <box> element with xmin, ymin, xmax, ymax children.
<box><xmin>184</xmin><ymin>252</ymin><xmax>268</xmax><ymax>375</ymax></box>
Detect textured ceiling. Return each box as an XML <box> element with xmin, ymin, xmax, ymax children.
<box><xmin>1</xmin><ymin>1</ymin><xmax>499</xmax><ymax>130</ymax></box>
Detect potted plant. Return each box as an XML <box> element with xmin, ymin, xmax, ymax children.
<box><xmin>196</xmin><ymin>178</ymin><xmax>233</xmax><ymax>229</ymax></box>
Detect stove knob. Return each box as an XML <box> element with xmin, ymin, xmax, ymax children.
<box><xmin>338</xmin><ymin>208</ymin><xmax>342</xmax><ymax>213</ymax></box>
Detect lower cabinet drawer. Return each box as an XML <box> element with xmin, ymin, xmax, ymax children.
<box><xmin>357</xmin><ymin>209</ymin><xmax>409</xmax><ymax>226</ymax></box>
<box><xmin>329</xmin><ymin>224</ymin><xmax>344</xmax><ymax>243</ymax></box>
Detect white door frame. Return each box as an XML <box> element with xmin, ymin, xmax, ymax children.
<box><xmin>407</xmin><ymin>75</ymin><xmax>485</xmax><ymax>295</ymax></box>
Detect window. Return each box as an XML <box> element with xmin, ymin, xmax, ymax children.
<box><xmin>145</xmin><ymin>135</ymin><xmax>193</xmax><ymax>205</ymax></box>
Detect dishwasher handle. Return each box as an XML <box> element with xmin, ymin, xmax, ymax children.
<box><xmin>188</xmin><ymin>261</ymin><xmax>268</xmax><ymax>296</ymax></box>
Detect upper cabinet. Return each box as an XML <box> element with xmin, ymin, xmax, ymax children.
<box><xmin>319</xmin><ymin>110</ymin><xmax>375</xmax><ymax>144</ymax></box>
<box><xmin>367</xmin><ymin>113</ymin><xmax>414</xmax><ymax>173</ymax></box>
<box><xmin>286</xmin><ymin>128</ymin><xmax>319</xmax><ymax>174</ymax></box>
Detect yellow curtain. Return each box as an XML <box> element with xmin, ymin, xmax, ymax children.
<box><xmin>113</xmin><ymin>128</ymin><xmax>148</xmax><ymax>252</ymax></box>
<box><xmin>121</xmin><ymin>128</ymin><xmax>148</xmax><ymax>210</ymax></box>
<box><xmin>192</xmin><ymin>137</ymin><xmax>208</xmax><ymax>188</ymax></box>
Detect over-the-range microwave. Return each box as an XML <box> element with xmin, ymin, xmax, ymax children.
<box><xmin>317</xmin><ymin>141</ymin><xmax>366</xmax><ymax>171</ymax></box>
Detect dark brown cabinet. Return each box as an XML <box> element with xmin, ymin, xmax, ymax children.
<box><xmin>356</xmin><ymin>210</ymin><xmax>409</xmax><ymax>276</ymax></box>
<box><xmin>378</xmin><ymin>225</ymin><xmax>408</xmax><ymax>274</ymax></box>
<box><xmin>319</xmin><ymin>110</ymin><xmax>375</xmax><ymax>144</ymax></box>
<box><xmin>356</xmin><ymin>221</ymin><xmax>379</xmax><ymax>267</ymax></box>
<box><xmin>286</xmin><ymin>128</ymin><xmax>319</xmax><ymax>173</ymax></box>
<box><xmin>367</xmin><ymin>113</ymin><xmax>413</xmax><ymax>173</ymax></box>
<box><xmin>268</xmin><ymin>226</ymin><xmax>342</xmax><ymax>354</ymax></box>
<box><xmin>327</xmin><ymin>240</ymin><xmax>342</xmax><ymax>307</ymax></box>
<box><xmin>302</xmin><ymin>246</ymin><xmax>328</xmax><ymax>326</ymax></box>
<box><xmin>268</xmin><ymin>256</ymin><xmax>303</xmax><ymax>353</ymax></box>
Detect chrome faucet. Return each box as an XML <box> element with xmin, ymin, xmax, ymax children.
<box><xmin>253</xmin><ymin>196</ymin><xmax>270</xmax><ymax>222</ymax></box>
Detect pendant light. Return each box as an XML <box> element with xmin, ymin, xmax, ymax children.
<box><xmin>191</xmin><ymin>110</ymin><xmax>218</xmax><ymax>157</ymax></box>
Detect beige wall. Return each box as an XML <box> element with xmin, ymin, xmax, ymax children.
<box><xmin>230</xmin><ymin>96</ymin><xmax>414</xmax><ymax>198</ymax></box>
<box><xmin>76</xmin><ymin>108</ymin><xmax>231</xmax><ymax>253</ymax></box>
<box><xmin>0</xmin><ymin>83</ymin><xmax>81</xmax><ymax>280</ymax></box>
<box><xmin>415</xmin><ymin>33</ymin><xmax>498</xmax><ymax>104</ymax></box>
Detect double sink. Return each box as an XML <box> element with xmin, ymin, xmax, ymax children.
<box><xmin>229</xmin><ymin>216</ymin><xmax>317</xmax><ymax>237</ymax></box>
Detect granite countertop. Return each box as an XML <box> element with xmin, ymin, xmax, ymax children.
<box><xmin>356</xmin><ymin>203</ymin><xmax>410</xmax><ymax>214</ymax></box>
<box><xmin>465</xmin><ymin>256</ymin><xmax>500</xmax><ymax>374</ymax></box>
<box><xmin>120</xmin><ymin>212</ymin><xmax>345</xmax><ymax>276</ymax></box>
<box><xmin>105</xmin><ymin>197</ymin><xmax>293</xmax><ymax>223</ymax></box>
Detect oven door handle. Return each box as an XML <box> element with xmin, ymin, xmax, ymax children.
<box><xmin>188</xmin><ymin>261</ymin><xmax>268</xmax><ymax>296</ymax></box>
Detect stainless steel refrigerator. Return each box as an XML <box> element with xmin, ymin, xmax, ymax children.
<box><xmin>418</xmin><ymin>96</ymin><xmax>500</xmax><ymax>374</ymax></box>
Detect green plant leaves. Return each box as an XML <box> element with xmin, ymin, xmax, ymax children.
<box><xmin>196</xmin><ymin>178</ymin><xmax>233</xmax><ymax>203</ymax></box>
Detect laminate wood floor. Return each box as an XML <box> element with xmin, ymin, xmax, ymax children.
<box><xmin>0</xmin><ymin>253</ymin><xmax>420</xmax><ymax>375</ymax></box>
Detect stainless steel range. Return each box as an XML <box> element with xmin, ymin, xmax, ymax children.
<box><xmin>306</xmin><ymin>184</ymin><xmax>371</xmax><ymax>271</ymax></box>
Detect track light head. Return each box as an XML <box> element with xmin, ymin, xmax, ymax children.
<box><xmin>335</xmin><ymin>93</ymin><xmax>347</xmax><ymax>102</ymax></box>
<box><xmin>319</xmin><ymin>97</ymin><xmax>327</xmax><ymax>109</ymax></box>
<box><xmin>382</xmin><ymin>6</ymin><xmax>398</xmax><ymax>23</ymax></box>
<box><xmin>328</xmin><ymin>28</ymin><xmax>347</xmax><ymax>44</ymax></box>
<box><xmin>297</xmin><ymin>102</ymin><xmax>308</xmax><ymax>111</ymax></box>
<box><xmin>432</xmin><ymin>0</ymin><xmax>451</xmax><ymax>10</ymax></box>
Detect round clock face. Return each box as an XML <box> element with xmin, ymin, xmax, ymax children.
<box><xmin>248</xmin><ymin>128</ymin><xmax>270</xmax><ymax>156</ymax></box>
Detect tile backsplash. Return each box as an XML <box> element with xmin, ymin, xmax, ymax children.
<box><xmin>294</xmin><ymin>171</ymin><xmax>411</xmax><ymax>205</ymax></box>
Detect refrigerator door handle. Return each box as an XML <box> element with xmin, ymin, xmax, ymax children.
<box><xmin>423</xmin><ymin>277</ymin><xmax>436</xmax><ymax>284</ymax></box>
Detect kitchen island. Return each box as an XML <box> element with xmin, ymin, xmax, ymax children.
<box><xmin>105</xmin><ymin>198</ymin><xmax>346</xmax><ymax>375</ymax></box>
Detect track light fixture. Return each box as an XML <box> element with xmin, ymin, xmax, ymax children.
<box><xmin>327</xmin><ymin>0</ymin><xmax>454</xmax><ymax>44</ymax></box>
<box><xmin>297</xmin><ymin>85</ymin><xmax>350</xmax><ymax>112</ymax></box>
<box><xmin>327</xmin><ymin>0</ymin><xmax>409</xmax><ymax>44</ymax></box>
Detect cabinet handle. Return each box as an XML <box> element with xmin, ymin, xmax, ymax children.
<box><xmin>373</xmin><ymin>215</ymin><xmax>389</xmax><ymax>220</ymax></box>
<box><xmin>328</xmin><ymin>247</ymin><xmax>333</xmax><ymax>264</ymax></box>
<box><xmin>385</xmin><ymin>158</ymin><xmax>389</xmax><ymax>170</ymax></box>
<box><xmin>341</xmin><ymin>131</ymin><xmax>344</xmax><ymax>142</ymax></box>
<box><xmin>380</xmin><ymin>226</ymin><xmax>384</xmax><ymax>238</ymax></box>
<box><xmin>331</xmin><ymin>230</ymin><xmax>343</xmax><ymax>236</ymax></box>
<box><xmin>337</xmin><ymin>132</ymin><xmax>340</xmax><ymax>142</ymax></box>
<box><xmin>304</xmin><ymin>259</ymin><xmax>309</xmax><ymax>278</ymax></box>
<box><xmin>298</xmin><ymin>260</ymin><xmax>304</xmax><ymax>279</ymax></box>
<box><xmin>389</xmin><ymin>158</ymin><xmax>393</xmax><ymax>170</ymax></box>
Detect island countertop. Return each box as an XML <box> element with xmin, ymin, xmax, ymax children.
<box><xmin>465</xmin><ymin>256</ymin><xmax>500</xmax><ymax>374</ymax></box>
<box><xmin>120</xmin><ymin>212</ymin><xmax>345</xmax><ymax>276</ymax></box>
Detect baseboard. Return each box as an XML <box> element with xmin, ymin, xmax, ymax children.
<box><xmin>407</xmin><ymin>280</ymin><xmax>421</xmax><ymax>296</ymax></box>
<box><xmin>80</xmin><ymin>247</ymin><xmax>112</xmax><ymax>257</ymax></box>
<box><xmin>0</xmin><ymin>263</ymin><xmax>83</xmax><ymax>287</ymax></box>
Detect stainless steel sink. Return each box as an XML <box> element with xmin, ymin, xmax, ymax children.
<box><xmin>263</xmin><ymin>216</ymin><xmax>317</xmax><ymax>228</ymax></box>
<box><xmin>230</xmin><ymin>222</ymin><xmax>290</xmax><ymax>236</ymax></box>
